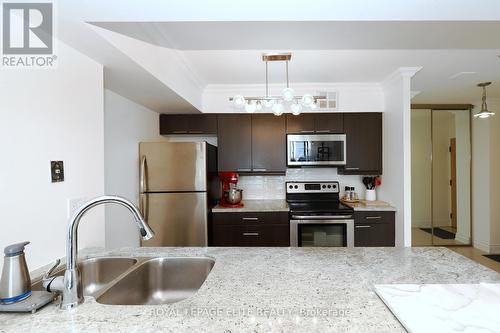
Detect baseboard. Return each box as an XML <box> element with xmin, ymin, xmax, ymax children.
<box><xmin>473</xmin><ymin>239</ymin><xmax>490</xmax><ymax>252</ymax></box>
<box><xmin>455</xmin><ymin>233</ymin><xmax>471</xmax><ymax>244</ymax></box>
<box><xmin>489</xmin><ymin>244</ymin><xmax>500</xmax><ymax>254</ymax></box>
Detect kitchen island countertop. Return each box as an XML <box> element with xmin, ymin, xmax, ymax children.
<box><xmin>1</xmin><ymin>247</ymin><xmax>499</xmax><ymax>333</ymax></box>
<box><xmin>212</xmin><ymin>199</ymin><xmax>289</xmax><ymax>213</ymax></box>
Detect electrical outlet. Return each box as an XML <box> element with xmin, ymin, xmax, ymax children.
<box><xmin>51</xmin><ymin>161</ymin><xmax>64</xmax><ymax>182</ymax></box>
<box><xmin>67</xmin><ymin>197</ymin><xmax>88</xmax><ymax>219</ymax></box>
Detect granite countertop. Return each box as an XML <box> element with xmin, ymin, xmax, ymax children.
<box><xmin>2</xmin><ymin>247</ymin><xmax>499</xmax><ymax>333</ymax></box>
<box><xmin>212</xmin><ymin>199</ymin><xmax>289</xmax><ymax>212</ymax></box>
<box><xmin>342</xmin><ymin>200</ymin><xmax>397</xmax><ymax>211</ymax></box>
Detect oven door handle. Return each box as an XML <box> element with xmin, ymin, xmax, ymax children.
<box><xmin>291</xmin><ymin>215</ymin><xmax>353</xmax><ymax>220</ymax></box>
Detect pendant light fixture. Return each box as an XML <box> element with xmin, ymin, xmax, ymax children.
<box><xmin>474</xmin><ymin>82</ymin><xmax>495</xmax><ymax>119</ymax></box>
<box><xmin>229</xmin><ymin>53</ymin><xmax>325</xmax><ymax>116</ymax></box>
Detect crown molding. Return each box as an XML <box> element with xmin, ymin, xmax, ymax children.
<box><xmin>203</xmin><ymin>82</ymin><xmax>382</xmax><ymax>94</ymax></box>
<box><xmin>381</xmin><ymin>67</ymin><xmax>423</xmax><ymax>88</ymax></box>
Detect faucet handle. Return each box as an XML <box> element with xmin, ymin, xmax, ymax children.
<box><xmin>42</xmin><ymin>259</ymin><xmax>64</xmax><ymax>293</ymax></box>
<box><xmin>43</xmin><ymin>259</ymin><xmax>61</xmax><ymax>279</ymax></box>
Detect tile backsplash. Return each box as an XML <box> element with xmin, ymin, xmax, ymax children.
<box><xmin>239</xmin><ymin>168</ymin><xmax>366</xmax><ymax>200</ymax></box>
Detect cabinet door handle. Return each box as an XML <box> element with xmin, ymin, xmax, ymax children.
<box><xmin>300</xmin><ymin>130</ymin><xmax>315</xmax><ymax>133</ymax></box>
<box><xmin>188</xmin><ymin>130</ymin><xmax>204</xmax><ymax>134</ymax></box>
<box><xmin>172</xmin><ymin>130</ymin><xmax>188</xmax><ymax>134</ymax></box>
<box><xmin>252</xmin><ymin>168</ymin><xmax>267</xmax><ymax>172</ymax></box>
<box><xmin>355</xmin><ymin>225</ymin><xmax>372</xmax><ymax>228</ymax></box>
<box><xmin>344</xmin><ymin>167</ymin><xmax>360</xmax><ymax>170</ymax></box>
<box><xmin>237</xmin><ymin>168</ymin><xmax>252</xmax><ymax>172</ymax></box>
<box><xmin>365</xmin><ymin>216</ymin><xmax>382</xmax><ymax>220</ymax></box>
<box><xmin>242</xmin><ymin>217</ymin><xmax>259</xmax><ymax>221</ymax></box>
<box><xmin>316</xmin><ymin>130</ymin><xmax>331</xmax><ymax>133</ymax></box>
<box><xmin>242</xmin><ymin>232</ymin><xmax>259</xmax><ymax>236</ymax></box>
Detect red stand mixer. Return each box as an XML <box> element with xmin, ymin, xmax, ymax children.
<box><xmin>219</xmin><ymin>172</ymin><xmax>244</xmax><ymax>208</ymax></box>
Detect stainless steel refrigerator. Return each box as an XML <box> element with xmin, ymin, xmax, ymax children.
<box><xmin>139</xmin><ymin>142</ymin><xmax>218</xmax><ymax>246</ymax></box>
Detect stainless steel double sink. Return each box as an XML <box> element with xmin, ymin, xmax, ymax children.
<box><xmin>32</xmin><ymin>257</ymin><xmax>215</xmax><ymax>305</ymax></box>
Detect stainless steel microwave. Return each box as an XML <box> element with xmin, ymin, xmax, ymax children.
<box><xmin>287</xmin><ymin>134</ymin><xmax>347</xmax><ymax>167</ymax></box>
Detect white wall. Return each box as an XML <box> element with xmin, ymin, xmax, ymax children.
<box><xmin>472</xmin><ymin>108</ymin><xmax>491</xmax><ymax>251</ymax></box>
<box><xmin>489</xmin><ymin>104</ymin><xmax>500</xmax><ymax>253</ymax></box>
<box><xmin>471</xmin><ymin>98</ymin><xmax>500</xmax><ymax>253</ymax></box>
<box><xmin>379</xmin><ymin>68</ymin><xmax>419</xmax><ymax>247</ymax></box>
<box><xmin>0</xmin><ymin>42</ymin><xmax>104</xmax><ymax>270</ymax></box>
<box><xmin>104</xmin><ymin>90</ymin><xmax>166</xmax><ymax>248</ymax></box>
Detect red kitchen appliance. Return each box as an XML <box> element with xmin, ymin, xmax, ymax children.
<box><xmin>219</xmin><ymin>172</ymin><xmax>244</xmax><ymax>208</ymax></box>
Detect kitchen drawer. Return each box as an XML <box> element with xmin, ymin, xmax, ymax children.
<box><xmin>213</xmin><ymin>212</ymin><xmax>289</xmax><ymax>225</ymax></box>
<box><xmin>212</xmin><ymin>224</ymin><xmax>290</xmax><ymax>246</ymax></box>
<box><xmin>354</xmin><ymin>211</ymin><xmax>394</xmax><ymax>224</ymax></box>
<box><xmin>354</xmin><ymin>211</ymin><xmax>395</xmax><ymax>247</ymax></box>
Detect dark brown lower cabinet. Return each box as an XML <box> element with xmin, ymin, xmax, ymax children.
<box><xmin>212</xmin><ymin>212</ymin><xmax>289</xmax><ymax>246</ymax></box>
<box><xmin>354</xmin><ymin>211</ymin><xmax>395</xmax><ymax>247</ymax></box>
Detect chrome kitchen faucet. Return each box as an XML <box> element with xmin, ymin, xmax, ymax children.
<box><xmin>42</xmin><ymin>196</ymin><xmax>154</xmax><ymax>310</ymax></box>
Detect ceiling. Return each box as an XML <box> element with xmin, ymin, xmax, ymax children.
<box><xmin>90</xmin><ymin>21</ymin><xmax>500</xmax><ymax>104</ymax></box>
<box><xmin>52</xmin><ymin>2</ymin><xmax>500</xmax><ymax>111</ymax></box>
<box><xmin>91</xmin><ymin>21</ymin><xmax>500</xmax><ymax>50</ymax></box>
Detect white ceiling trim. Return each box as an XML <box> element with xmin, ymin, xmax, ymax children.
<box><xmin>381</xmin><ymin>67</ymin><xmax>423</xmax><ymax>88</ymax></box>
<box><xmin>204</xmin><ymin>82</ymin><xmax>383</xmax><ymax>94</ymax></box>
<box><xmin>88</xmin><ymin>24</ymin><xmax>204</xmax><ymax>111</ymax></box>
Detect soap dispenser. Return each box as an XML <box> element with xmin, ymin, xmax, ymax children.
<box><xmin>0</xmin><ymin>241</ymin><xmax>32</xmax><ymax>304</ymax></box>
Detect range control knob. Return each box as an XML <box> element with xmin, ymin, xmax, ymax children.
<box><xmin>322</xmin><ymin>185</ymin><xmax>326</xmax><ymax>189</ymax></box>
<box><xmin>289</xmin><ymin>185</ymin><xmax>293</xmax><ymax>189</ymax></box>
<box><xmin>327</xmin><ymin>185</ymin><xmax>332</xmax><ymax>189</ymax></box>
<box><xmin>294</xmin><ymin>185</ymin><xmax>298</xmax><ymax>189</ymax></box>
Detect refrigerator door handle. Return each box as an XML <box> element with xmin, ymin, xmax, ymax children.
<box><xmin>140</xmin><ymin>155</ymin><xmax>147</xmax><ymax>193</ymax></box>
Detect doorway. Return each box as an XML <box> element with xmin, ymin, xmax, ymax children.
<box><xmin>411</xmin><ymin>106</ymin><xmax>472</xmax><ymax>246</ymax></box>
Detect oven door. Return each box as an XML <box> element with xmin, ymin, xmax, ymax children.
<box><xmin>287</xmin><ymin>134</ymin><xmax>346</xmax><ymax>167</ymax></box>
<box><xmin>290</xmin><ymin>218</ymin><xmax>354</xmax><ymax>247</ymax></box>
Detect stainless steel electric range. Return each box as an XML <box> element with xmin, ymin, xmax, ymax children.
<box><xmin>286</xmin><ymin>181</ymin><xmax>354</xmax><ymax>247</ymax></box>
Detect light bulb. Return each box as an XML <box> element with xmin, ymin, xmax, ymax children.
<box><xmin>233</xmin><ymin>95</ymin><xmax>246</xmax><ymax>109</ymax></box>
<box><xmin>301</xmin><ymin>94</ymin><xmax>314</xmax><ymax>107</ymax></box>
<box><xmin>245</xmin><ymin>101</ymin><xmax>257</xmax><ymax>113</ymax></box>
<box><xmin>282</xmin><ymin>88</ymin><xmax>295</xmax><ymax>102</ymax></box>
<box><xmin>272</xmin><ymin>102</ymin><xmax>284</xmax><ymax>116</ymax></box>
<box><xmin>291</xmin><ymin>103</ymin><xmax>302</xmax><ymax>116</ymax></box>
<box><xmin>263</xmin><ymin>99</ymin><xmax>275</xmax><ymax>108</ymax></box>
<box><xmin>256</xmin><ymin>101</ymin><xmax>263</xmax><ymax>111</ymax></box>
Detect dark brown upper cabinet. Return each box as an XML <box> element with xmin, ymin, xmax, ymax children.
<box><xmin>285</xmin><ymin>114</ymin><xmax>316</xmax><ymax>133</ymax></box>
<box><xmin>251</xmin><ymin>114</ymin><xmax>286</xmax><ymax>173</ymax></box>
<box><xmin>217</xmin><ymin>114</ymin><xmax>286</xmax><ymax>174</ymax></box>
<box><xmin>217</xmin><ymin>114</ymin><xmax>253</xmax><ymax>172</ymax></box>
<box><xmin>159</xmin><ymin>114</ymin><xmax>217</xmax><ymax>135</ymax></box>
<box><xmin>286</xmin><ymin>113</ymin><xmax>344</xmax><ymax>134</ymax></box>
<box><xmin>339</xmin><ymin>113</ymin><xmax>382</xmax><ymax>175</ymax></box>
<box><xmin>314</xmin><ymin>114</ymin><xmax>344</xmax><ymax>133</ymax></box>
